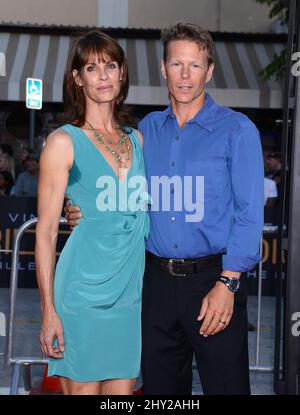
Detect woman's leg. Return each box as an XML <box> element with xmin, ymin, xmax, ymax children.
<box><xmin>101</xmin><ymin>378</ymin><xmax>136</xmax><ymax>395</ymax></box>
<box><xmin>59</xmin><ymin>377</ymin><xmax>101</xmax><ymax>395</ymax></box>
<box><xmin>59</xmin><ymin>377</ymin><xmax>136</xmax><ymax>395</ymax></box>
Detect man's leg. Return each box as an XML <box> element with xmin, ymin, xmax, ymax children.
<box><xmin>141</xmin><ymin>256</ymin><xmax>193</xmax><ymax>395</ymax></box>
<box><xmin>179</xmin><ymin>269</ymin><xmax>250</xmax><ymax>395</ymax></box>
<box><xmin>194</xmin><ymin>303</ymin><xmax>250</xmax><ymax>395</ymax></box>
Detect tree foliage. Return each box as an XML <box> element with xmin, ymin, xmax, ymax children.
<box><xmin>256</xmin><ymin>0</ymin><xmax>289</xmax><ymax>80</ymax></box>
<box><xmin>256</xmin><ymin>0</ymin><xmax>289</xmax><ymax>24</ymax></box>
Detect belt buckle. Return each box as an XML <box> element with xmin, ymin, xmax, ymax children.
<box><xmin>168</xmin><ymin>258</ymin><xmax>186</xmax><ymax>277</ymax></box>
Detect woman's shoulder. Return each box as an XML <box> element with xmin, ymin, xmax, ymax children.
<box><xmin>44</xmin><ymin>126</ymin><xmax>74</xmax><ymax>151</ymax></box>
<box><xmin>48</xmin><ymin>126</ymin><xmax>72</xmax><ymax>139</ymax></box>
<box><xmin>41</xmin><ymin>127</ymin><xmax>74</xmax><ymax>168</ymax></box>
<box><xmin>131</xmin><ymin>128</ymin><xmax>143</xmax><ymax>147</ymax></box>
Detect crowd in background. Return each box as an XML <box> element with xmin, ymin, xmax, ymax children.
<box><xmin>0</xmin><ymin>141</ymin><xmax>281</xmax><ymax>203</ymax></box>
<box><xmin>0</xmin><ymin>143</ymin><xmax>39</xmax><ymax>197</ymax></box>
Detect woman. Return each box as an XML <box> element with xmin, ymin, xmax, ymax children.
<box><xmin>0</xmin><ymin>152</ymin><xmax>15</xmax><ymax>180</ymax></box>
<box><xmin>35</xmin><ymin>30</ymin><xmax>149</xmax><ymax>395</ymax></box>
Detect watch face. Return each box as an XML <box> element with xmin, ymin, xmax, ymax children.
<box><xmin>229</xmin><ymin>278</ymin><xmax>240</xmax><ymax>292</ymax></box>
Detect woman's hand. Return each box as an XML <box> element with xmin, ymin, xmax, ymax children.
<box><xmin>40</xmin><ymin>310</ymin><xmax>65</xmax><ymax>358</ymax></box>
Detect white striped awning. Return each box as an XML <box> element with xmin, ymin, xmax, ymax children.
<box><xmin>0</xmin><ymin>32</ymin><xmax>284</xmax><ymax>108</ymax></box>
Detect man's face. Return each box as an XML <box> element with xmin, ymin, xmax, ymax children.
<box><xmin>265</xmin><ymin>155</ymin><xmax>281</xmax><ymax>171</ymax></box>
<box><xmin>161</xmin><ymin>40</ymin><xmax>214</xmax><ymax>106</ymax></box>
<box><xmin>27</xmin><ymin>159</ymin><xmax>39</xmax><ymax>173</ymax></box>
<box><xmin>20</xmin><ymin>149</ymin><xmax>29</xmax><ymax>162</ymax></box>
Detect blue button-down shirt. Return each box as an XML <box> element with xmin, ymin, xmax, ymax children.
<box><xmin>138</xmin><ymin>94</ymin><xmax>264</xmax><ymax>272</ymax></box>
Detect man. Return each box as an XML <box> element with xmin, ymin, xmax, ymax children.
<box><xmin>66</xmin><ymin>23</ymin><xmax>264</xmax><ymax>395</ymax></box>
<box><xmin>265</xmin><ymin>151</ymin><xmax>281</xmax><ymax>186</ymax></box>
<box><xmin>16</xmin><ymin>146</ymin><xmax>36</xmax><ymax>177</ymax></box>
<box><xmin>13</xmin><ymin>152</ymin><xmax>39</xmax><ymax>196</ymax></box>
<box><xmin>264</xmin><ymin>151</ymin><xmax>281</xmax><ymax>209</ymax></box>
<box><xmin>264</xmin><ymin>176</ymin><xmax>278</xmax><ymax>207</ymax></box>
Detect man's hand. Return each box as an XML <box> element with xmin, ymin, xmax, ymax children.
<box><xmin>64</xmin><ymin>196</ymin><xmax>82</xmax><ymax>229</ymax></box>
<box><xmin>197</xmin><ymin>282</ymin><xmax>234</xmax><ymax>337</ymax></box>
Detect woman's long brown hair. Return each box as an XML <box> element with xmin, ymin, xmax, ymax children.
<box><xmin>62</xmin><ymin>30</ymin><xmax>131</xmax><ymax>129</ymax></box>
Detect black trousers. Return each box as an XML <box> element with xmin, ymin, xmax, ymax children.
<box><xmin>141</xmin><ymin>254</ymin><xmax>251</xmax><ymax>395</ymax></box>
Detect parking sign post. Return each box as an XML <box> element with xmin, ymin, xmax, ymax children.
<box><xmin>29</xmin><ymin>110</ymin><xmax>35</xmax><ymax>150</ymax></box>
<box><xmin>26</xmin><ymin>78</ymin><xmax>43</xmax><ymax>149</ymax></box>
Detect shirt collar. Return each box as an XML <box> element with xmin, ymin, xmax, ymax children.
<box><xmin>160</xmin><ymin>93</ymin><xmax>219</xmax><ymax>131</ymax></box>
<box><xmin>159</xmin><ymin>105</ymin><xmax>175</xmax><ymax>127</ymax></box>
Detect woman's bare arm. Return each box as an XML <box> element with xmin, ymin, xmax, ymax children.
<box><xmin>35</xmin><ymin>129</ymin><xmax>73</xmax><ymax>358</ymax></box>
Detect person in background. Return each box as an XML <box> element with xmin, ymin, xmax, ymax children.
<box><xmin>265</xmin><ymin>152</ymin><xmax>281</xmax><ymax>187</ymax></box>
<box><xmin>0</xmin><ymin>170</ymin><xmax>14</xmax><ymax>195</ymax></box>
<box><xmin>0</xmin><ymin>152</ymin><xmax>15</xmax><ymax>181</ymax></box>
<box><xmin>15</xmin><ymin>146</ymin><xmax>36</xmax><ymax>177</ymax></box>
<box><xmin>264</xmin><ymin>176</ymin><xmax>278</xmax><ymax>207</ymax></box>
<box><xmin>13</xmin><ymin>153</ymin><xmax>39</xmax><ymax>196</ymax></box>
<box><xmin>0</xmin><ymin>143</ymin><xmax>14</xmax><ymax>157</ymax></box>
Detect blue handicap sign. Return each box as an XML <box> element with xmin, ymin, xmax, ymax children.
<box><xmin>26</xmin><ymin>78</ymin><xmax>43</xmax><ymax>109</ymax></box>
<box><xmin>28</xmin><ymin>79</ymin><xmax>41</xmax><ymax>95</ymax></box>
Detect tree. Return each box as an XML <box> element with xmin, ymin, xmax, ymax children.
<box><xmin>256</xmin><ymin>0</ymin><xmax>289</xmax><ymax>80</ymax></box>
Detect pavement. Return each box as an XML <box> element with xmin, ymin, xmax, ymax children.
<box><xmin>0</xmin><ymin>289</ymin><xmax>275</xmax><ymax>395</ymax></box>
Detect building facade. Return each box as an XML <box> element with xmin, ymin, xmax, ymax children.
<box><xmin>0</xmin><ymin>0</ymin><xmax>276</xmax><ymax>32</ymax></box>
<box><xmin>0</xmin><ymin>0</ymin><xmax>284</xmax><ymax>159</ymax></box>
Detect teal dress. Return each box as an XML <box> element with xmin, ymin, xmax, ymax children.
<box><xmin>48</xmin><ymin>124</ymin><xmax>149</xmax><ymax>382</ymax></box>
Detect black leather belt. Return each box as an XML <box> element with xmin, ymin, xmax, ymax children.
<box><xmin>146</xmin><ymin>251</ymin><xmax>222</xmax><ymax>277</ymax></box>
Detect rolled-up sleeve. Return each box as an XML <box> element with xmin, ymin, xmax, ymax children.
<box><xmin>222</xmin><ymin>118</ymin><xmax>264</xmax><ymax>272</ymax></box>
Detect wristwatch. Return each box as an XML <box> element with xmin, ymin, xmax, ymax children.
<box><xmin>218</xmin><ymin>276</ymin><xmax>240</xmax><ymax>293</ymax></box>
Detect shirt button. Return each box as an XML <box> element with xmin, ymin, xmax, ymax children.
<box><xmin>171</xmin><ymin>161</ymin><xmax>175</xmax><ymax>167</ymax></box>
<box><xmin>176</xmin><ymin>136</ymin><xmax>180</xmax><ymax>141</ymax></box>
<box><xmin>173</xmin><ymin>244</ymin><xmax>178</xmax><ymax>249</ymax></box>
<box><xmin>171</xmin><ymin>216</ymin><xmax>175</xmax><ymax>221</ymax></box>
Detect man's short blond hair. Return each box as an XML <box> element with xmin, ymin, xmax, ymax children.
<box><xmin>161</xmin><ymin>23</ymin><xmax>215</xmax><ymax>66</ymax></box>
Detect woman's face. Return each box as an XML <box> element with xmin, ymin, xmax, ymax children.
<box><xmin>73</xmin><ymin>53</ymin><xmax>123</xmax><ymax>106</ymax></box>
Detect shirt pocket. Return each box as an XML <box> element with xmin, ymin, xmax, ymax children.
<box><xmin>184</xmin><ymin>158</ymin><xmax>225</xmax><ymax>205</ymax></box>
